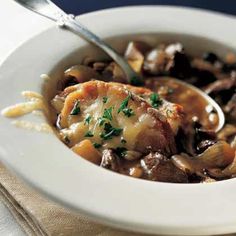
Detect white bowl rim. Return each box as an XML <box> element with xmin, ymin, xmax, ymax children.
<box><xmin>1</xmin><ymin>6</ymin><xmax>236</xmax><ymax>235</ymax></box>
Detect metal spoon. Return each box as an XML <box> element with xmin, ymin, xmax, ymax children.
<box><xmin>14</xmin><ymin>0</ymin><xmax>143</xmax><ymax>86</ymax></box>
<box><xmin>13</xmin><ymin>0</ymin><xmax>225</xmax><ymax>131</ymax></box>
<box><xmin>157</xmin><ymin>77</ymin><xmax>225</xmax><ymax>132</ymax></box>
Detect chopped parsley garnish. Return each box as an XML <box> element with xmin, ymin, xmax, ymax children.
<box><xmin>84</xmin><ymin>114</ymin><xmax>92</xmax><ymax>125</ymax></box>
<box><xmin>100</xmin><ymin>123</ymin><xmax>123</xmax><ymax>140</ymax></box>
<box><xmin>84</xmin><ymin>131</ymin><xmax>94</xmax><ymax>137</ymax></box>
<box><xmin>150</xmin><ymin>93</ymin><xmax>163</xmax><ymax>108</ymax></box>
<box><xmin>98</xmin><ymin>117</ymin><xmax>106</xmax><ymax>126</ymax></box>
<box><xmin>118</xmin><ymin>93</ymin><xmax>135</xmax><ymax>117</ymax></box>
<box><xmin>93</xmin><ymin>143</ymin><xmax>102</xmax><ymax>149</ymax></box>
<box><xmin>122</xmin><ymin>108</ymin><xmax>134</xmax><ymax>117</ymax></box>
<box><xmin>118</xmin><ymin>94</ymin><xmax>130</xmax><ymax>113</ymax></box>
<box><xmin>103</xmin><ymin>96</ymin><xmax>108</xmax><ymax>104</ymax></box>
<box><xmin>70</xmin><ymin>100</ymin><xmax>80</xmax><ymax>115</ymax></box>
<box><xmin>121</xmin><ymin>138</ymin><xmax>127</xmax><ymax>144</ymax></box>
<box><xmin>102</xmin><ymin>107</ymin><xmax>113</xmax><ymax>121</ymax></box>
<box><xmin>115</xmin><ymin>147</ymin><xmax>127</xmax><ymax>158</ymax></box>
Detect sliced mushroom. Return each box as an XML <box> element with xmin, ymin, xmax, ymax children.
<box><xmin>192</xmin><ymin>58</ymin><xmax>221</xmax><ymax>75</ymax></box>
<box><xmin>165</xmin><ymin>43</ymin><xmax>183</xmax><ymax>56</ymax></box>
<box><xmin>125</xmin><ymin>41</ymin><xmax>151</xmax><ymax>60</ymax></box>
<box><xmin>125</xmin><ymin>41</ymin><xmax>151</xmax><ymax>73</ymax></box>
<box><xmin>217</xmin><ymin>124</ymin><xmax>236</xmax><ymax>141</ymax></box>
<box><xmin>204</xmin><ymin>78</ymin><xmax>236</xmax><ymax>95</ymax></box>
<box><xmin>225</xmin><ymin>94</ymin><xmax>236</xmax><ymax>122</ymax></box>
<box><xmin>143</xmin><ymin>48</ymin><xmax>170</xmax><ymax>75</ymax></box>
<box><xmin>63</xmin><ymin>65</ymin><xmax>101</xmax><ymax>87</ymax></box>
<box><xmin>173</xmin><ymin>141</ymin><xmax>235</xmax><ymax>173</ymax></box>
<box><xmin>141</xmin><ymin>152</ymin><xmax>188</xmax><ymax>183</ymax></box>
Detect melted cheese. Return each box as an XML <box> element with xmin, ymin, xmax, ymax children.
<box><xmin>1</xmin><ymin>100</ymin><xmax>43</xmax><ymax>117</ymax></box>
<box><xmin>22</xmin><ymin>91</ymin><xmax>43</xmax><ymax>100</ymax></box>
<box><xmin>12</xmin><ymin>120</ymin><xmax>52</xmax><ymax>133</ymax></box>
<box><xmin>1</xmin><ymin>90</ymin><xmax>52</xmax><ymax>134</ymax></box>
<box><xmin>55</xmin><ymin>80</ymin><xmax>177</xmax><ymax>154</ymax></box>
<box><xmin>1</xmin><ymin>91</ymin><xmax>46</xmax><ymax>118</ymax></box>
<box><xmin>60</xmin><ymin>94</ymin><xmax>137</xmax><ymax>149</ymax></box>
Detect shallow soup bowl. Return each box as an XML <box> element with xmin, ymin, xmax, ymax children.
<box><xmin>1</xmin><ymin>6</ymin><xmax>236</xmax><ymax>235</ymax></box>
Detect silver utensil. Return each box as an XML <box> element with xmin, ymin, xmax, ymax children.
<box><xmin>13</xmin><ymin>0</ymin><xmax>225</xmax><ymax>131</ymax></box>
<box><xmin>14</xmin><ymin>0</ymin><xmax>143</xmax><ymax>86</ymax></box>
<box><xmin>159</xmin><ymin>78</ymin><xmax>225</xmax><ymax>132</ymax></box>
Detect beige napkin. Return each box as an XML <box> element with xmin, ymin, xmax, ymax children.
<box><xmin>2</xmin><ymin>163</ymin><xmax>235</xmax><ymax>236</ymax></box>
<box><xmin>0</xmin><ymin>163</ymin><xmax>153</xmax><ymax>236</ymax></box>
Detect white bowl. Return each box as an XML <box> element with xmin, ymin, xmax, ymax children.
<box><xmin>1</xmin><ymin>6</ymin><xmax>236</xmax><ymax>235</ymax></box>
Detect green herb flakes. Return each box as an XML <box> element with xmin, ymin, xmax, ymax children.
<box><xmin>100</xmin><ymin>123</ymin><xmax>123</xmax><ymax>140</ymax></box>
<box><xmin>93</xmin><ymin>143</ymin><xmax>102</xmax><ymax>149</ymax></box>
<box><xmin>150</xmin><ymin>93</ymin><xmax>163</xmax><ymax>108</ymax></box>
<box><xmin>118</xmin><ymin>93</ymin><xmax>135</xmax><ymax>117</ymax></box>
<box><xmin>118</xmin><ymin>94</ymin><xmax>130</xmax><ymax>113</ymax></box>
<box><xmin>70</xmin><ymin>100</ymin><xmax>80</xmax><ymax>115</ymax></box>
<box><xmin>98</xmin><ymin>117</ymin><xmax>106</xmax><ymax>126</ymax></box>
<box><xmin>103</xmin><ymin>107</ymin><xmax>113</xmax><ymax>121</ymax></box>
<box><xmin>84</xmin><ymin>114</ymin><xmax>92</xmax><ymax>125</ymax></box>
<box><xmin>103</xmin><ymin>96</ymin><xmax>108</xmax><ymax>104</ymax></box>
<box><xmin>84</xmin><ymin>131</ymin><xmax>94</xmax><ymax>137</ymax></box>
<box><xmin>122</xmin><ymin>108</ymin><xmax>134</xmax><ymax>117</ymax></box>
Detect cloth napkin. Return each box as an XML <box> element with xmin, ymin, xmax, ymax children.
<box><xmin>0</xmin><ymin>163</ymin><xmax>151</xmax><ymax>236</ymax></box>
<box><xmin>2</xmin><ymin>163</ymin><xmax>233</xmax><ymax>236</ymax></box>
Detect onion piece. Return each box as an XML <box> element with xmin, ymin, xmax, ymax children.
<box><xmin>222</xmin><ymin>152</ymin><xmax>236</xmax><ymax>176</ymax></box>
<box><xmin>64</xmin><ymin>65</ymin><xmax>101</xmax><ymax>83</ymax></box>
<box><xmin>171</xmin><ymin>154</ymin><xmax>194</xmax><ymax>174</ymax></box>
<box><xmin>217</xmin><ymin>124</ymin><xmax>236</xmax><ymax>141</ymax></box>
<box><xmin>172</xmin><ymin>141</ymin><xmax>235</xmax><ymax>174</ymax></box>
<box><xmin>197</xmin><ymin>141</ymin><xmax>235</xmax><ymax>168</ymax></box>
<box><xmin>231</xmin><ymin>136</ymin><xmax>236</xmax><ymax>149</ymax></box>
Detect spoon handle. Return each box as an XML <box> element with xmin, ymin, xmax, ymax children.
<box><xmin>62</xmin><ymin>15</ymin><xmax>142</xmax><ymax>85</ymax></box>
<box><xmin>14</xmin><ymin>0</ymin><xmax>143</xmax><ymax>85</ymax></box>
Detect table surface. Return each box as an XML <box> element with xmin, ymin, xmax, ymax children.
<box><xmin>0</xmin><ymin>1</ymin><xmax>236</xmax><ymax>235</ymax></box>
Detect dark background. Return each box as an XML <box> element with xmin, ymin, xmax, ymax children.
<box><xmin>54</xmin><ymin>0</ymin><xmax>236</xmax><ymax>16</ymax></box>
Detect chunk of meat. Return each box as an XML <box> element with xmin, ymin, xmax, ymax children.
<box><xmin>141</xmin><ymin>152</ymin><xmax>188</xmax><ymax>183</ymax></box>
<box><xmin>57</xmin><ymin>80</ymin><xmax>177</xmax><ymax>155</ymax></box>
<box><xmin>143</xmin><ymin>48</ymin><xmax>170</xmax><ymax>75</ymax></box>
<box><xmin>100</xmin><ymin>149</ymin><xmax>122</xmax><ymax>172</ymax></box>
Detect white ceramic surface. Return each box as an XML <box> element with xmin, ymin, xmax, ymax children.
<box><xmin>1</xmin><ymin>6</ymin><xmax>236</xmax><ymax>235</ymax></box>
<box><xmin>0</xmin><ymin>1</ymin><xmax>51</xmax><ymax>235</ymax></box>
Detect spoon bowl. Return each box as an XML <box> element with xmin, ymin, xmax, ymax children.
<box><xmin>156</xmin><ymin>77</ymin><xmax>225</xmax><ymax>132</ymax></box>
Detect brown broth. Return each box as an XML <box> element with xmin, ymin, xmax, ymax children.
<box><xmin>145</xmin><ymin>78</ymin><xmax>219</xmax><ymax>130</ymax></box>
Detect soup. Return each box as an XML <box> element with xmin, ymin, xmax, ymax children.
<box><xmin>51</xmin><ymin>41</ymin><xmax>236</xmax><ymax>183</ymax></box>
